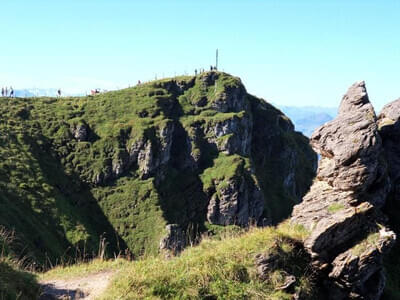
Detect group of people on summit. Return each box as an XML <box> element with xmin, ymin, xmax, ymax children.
<box><xmin>1</xmin><ymin>86</ymin><xmax>14</xmax><ymax>97</ymax></box>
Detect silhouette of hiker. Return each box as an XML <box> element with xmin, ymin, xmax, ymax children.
<box><xmin>57</xmin><ymin>89</ymin><xmax>61</xmax><ymax>97</ymax></box>
<box><xmin>1</xmin><ymin>87</ymin><xmax>4</xmax><ymax>97</ymax></box>
<box><xmin>9</xmin><ymin>87</ymin><xmax>14</xmax><ymax>98</ymax></box>
<box><xmin>5</xmin><ymin>87</ymin><xmax>8</xmax><ymax>97</ymax></box>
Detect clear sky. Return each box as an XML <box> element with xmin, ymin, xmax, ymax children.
<box><xmin>1</xmin><ymin>0</ymin><xmax>399</xmax><ymax>109</ymax></box>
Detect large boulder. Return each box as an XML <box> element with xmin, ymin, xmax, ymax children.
<box><xmin>291</xmin><ymin>81</ymin><xmax>396</xmax><ymax>300</ymax></box>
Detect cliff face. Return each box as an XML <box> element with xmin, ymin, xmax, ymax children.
<box><xmin>291</xmin><ymin>82</ymin><xmax>397</xmax><ymax>300</ymax></box>
<box><xmin>378</xmin><ymin>99</ymin><xmax>400</xmax><ymax>207</ymax></box>
<box><xmin>0</xmin><ymin>72</ymin><xmax>316</xmax><ymax>263</ymax></box>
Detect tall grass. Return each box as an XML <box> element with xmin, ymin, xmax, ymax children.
<box><xmin>0</xmin><ymin>226</ymin><xmax>40</xmax><ymax>300</ymax></box>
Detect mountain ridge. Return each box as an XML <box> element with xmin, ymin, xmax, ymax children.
<box><xmin>0</xmin><ymin>71</ymin><xmax>316</xmax><ymax>266</ymax></box>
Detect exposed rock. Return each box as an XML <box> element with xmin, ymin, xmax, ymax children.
<box><xmin>212</xmin><ymin>83</ymin><xmax>248</xmax><ymax>113</ymax></box>
<box><xmin>378</xmin><ymin>99</ymin><xmax>400</xmax><ymax>205</ymax></box>
<box><xmin>159</xmin><ymin>224</ymin><xmax>186</xmax><ymax>256</ymax></box>
<box><xmin>275</xmin><ymin>273</ymin><xmax>296</xmax><ymax>291</ymax></box>
<box><xmin>199</xmin><ymin>71</ymin><xmax>219</xmax><ymax>87</ymax></box>
<box><xmin>93</xmin><ymin>122</ymin><xmax>175</xmax><ymax>184</ymax></box>
<box><xmin>205</xmin><ymin>114</ymin><xmax>252</xmax><ymax>156</ymax></box>
<box><xmin>310</xmin><ymin>81</ymin><xmax>384</xmax><ymax>198</ymax></box>
<box><xmin>206</xmin><ymin>176</ymin><xmax>264</xmax><ymax>226</ymax></box>
<box><xmin>291</xmin><ymin>81</ymin><xmax>396</xmax><ymax>300</ymax></box>
<box><xmin>255</xmin><ymin>252</ymin><xmax>281</xmax><ymax>281</ymax></box>
<box><xmin>255</xmin><ymin>242</ymin><xmax>302</xmax><ymax>293</ymax></box>
<box><xmin>136</xmin><ymin>122</ymin><xmax>174</xmax><ymax>180</ymax></box>
<box><xmin>71</xmin><ymin>123</ymin><xmax>88</xmax><ymax>141</ymax></box>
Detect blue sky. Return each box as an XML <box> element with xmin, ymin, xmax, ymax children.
<box><xmin>1</xmin><ymin>0</ymin><xmax>399</xmax><ymax>109</ymax></box>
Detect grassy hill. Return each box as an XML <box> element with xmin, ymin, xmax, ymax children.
<box><xmin>41</xmin><ymin>222</ymin><xmax>319</xmax><ymax>300</ymax></box>
<box><xmin>0</xmin><ymin>72</ymin><xmax>316</xmax><ymax>267</ymax></box>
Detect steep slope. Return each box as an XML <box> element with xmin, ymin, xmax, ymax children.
<box><xmin>378</xmin><ymin>99</ymin><xmax>400</xmax><ymax>299</ymax></box>
<box><xmin>0</xmin><ymin>72</ymin><xmax>316</xmax><ymax>265</ymax></box>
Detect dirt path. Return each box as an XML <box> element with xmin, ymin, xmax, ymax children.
<box><xmin>39</xmin><ymin>270</ymin><xmax>115</xmax><ymax>300</ymax></box>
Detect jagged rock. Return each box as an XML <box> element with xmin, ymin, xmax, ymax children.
<box><xmin>205</xmin><ymin>114</ymin><xmax>252</xmax><ymax>156</ymax></box>
<box><xmin>310</xmin><ymin>81</ymin><xmax>385</xmax><ymax>198</ymax></box>
<box><xmin>291</xmin><ymin>81</ymin><xmax>396</xmax><ymax>300</ymax></box>
<box><xmin>378</xmin><ymin>99</ymin><xmax>400</xmax><ymax>204</ymax></box>
<box><xmin>200</xmin><ymin>71</ymin><xmax>219</xmax><ymax>87</ymax></box>
<box><xmin>329</xmin><ymin>228</ymin><xmax>395</xmax><ymax>284</ymax></box>
<box><xmin>159</xmin><ymin>224</ymin><xmax>186</xmax><ymax>256</ymax></box>
<box><xmin>112</xmin><ymin>150</ymin><xmax>129</xmax><ymax>177</ymax></box>
<box><xmin>275</xmin><ymin>273</ymin><xmax>296</xmax><ymax>291</ymax></box>
<box><xmin>136</xmin><ymin>122</ymin><xmax>174</xmax><ymax>179</ymax></box>
<box><xmin>212</xmin><ymin>83</ymin><xmax>248</xmax><ymax>113</ymax></box>
<box><xmin>71</xmin><ymin>123</ymin><xmax>88</xmax><ymax>141</ymax></box>
<box><xmin>255</xmin><ymin>252</ymin><xmax>280</xmax><ymax>281</ymax></box>
<box><xmin>255</xmin><ymin>245</ymin><xmax>298</xmax><ymax>292</ymax></box>
<box><xmin>206</xmin><ymin>176</ymin><xmax>264</xmax><ymax>226</ymax></box>
<box><xmin>92</xmin><ymin>122</ymin><xmax>176</xmax><ymax>184</ymax></box>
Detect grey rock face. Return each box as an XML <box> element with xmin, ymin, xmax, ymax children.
<box><xmin>130</xmin><ymin>122</ymin><xmax>175</xmax><ymax>180</ymax></box>
<box><xmin>205</xmin><ymin>114</ymin><xmax>252</xmax><ymax>156</ymax></box>
<box><xmin>206</xmin><ymin>176</ymin><xmax>264</xmax><ymax>226</ymax></box>
<box><xmin>291</xmin><ymin>81</ymin><xmax>396</xmax><ymax>300</ymax></box>
<box><xmin>71</xmin><ymin>123</ymin><xmax>88</xmax><ymax>141</ymax></box>
<box><xmin>159</xmin><ymin>224</ymin><xmax>186</xmax><ymax>256</ymax></box>
<box><xmin>212</xmin><ymin>84</ymin><xmax>248</xmax><ymax>113</ymax></box>
<box><xmin>310</xmin><ymin>81</ymin><xmax>383</xmax><ymax>197</ymax></box>
<box><xmin>94</xmin><ymin>122</ymin><xmax>175</xmax><ymax>184</ymax></box>
<box><xmin>378</xmin><ymin>99</ymin><xmax>400</xmax><ymax>204</ymax></box>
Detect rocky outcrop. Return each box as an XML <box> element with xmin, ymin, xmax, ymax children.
<box><xmin>206</xmin><ymin>176</ymin><xmax>264</xmax><ymax>226</ymax></box>
<box><xmin>291</xmin><ymin>81</ymin><xmax>396</xmax><ymax>300</ymax></box>
<box><xmin>71</xmin><ymin>123</ymin><xmax>89</xmax><ymax>141</ymax></box>
<box><xmin>204</xmin><ymin>114</ymin><xmax>252</xmax><ymax>156</ymax></box>
<box><xmin>378</xmin><ymin>99</ymin><xmax>400</xmax><ymax>205</ymax></box>
<box><xmin>94</xmin><ymin>122</ymin><xmax>175</xmax><ymax>184</ymax></box>
<box><xmin>159</xmin><ymin>224</ymin><xmax>186</xmax><ymax>256</ymax></box>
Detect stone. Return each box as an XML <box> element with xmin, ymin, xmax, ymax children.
<box><xmin>159</xmin><ymin>224</ymin><xmax>186</xmax><ymax>256</ymax></box>
<box><xmin>378</xmin><ymin>99</ymin><xmax>400</xmax><ymax>205</ymax></box>
<box><xmin>291</xmin><ymin>81</ymin><xmax>396</xmax><ymax>299</ymax></box>
<box><xmin>255</xmin><ymin>252</ymin><xmax>280</xmax><ymax>281</ymax></box>
<box><xmin>275</xmin><ymin>273</ymin><xmax>296</xmax><ymax>291</ymax></box>
<box><xmin>71</xmin><ymin>123</ymin><xmax>88</xmax><ymax>141</ymax></box>
<box><xmin>206</xmin><ymin>176</ymin><xmax>264</xmax><ymax>226</ymax></box>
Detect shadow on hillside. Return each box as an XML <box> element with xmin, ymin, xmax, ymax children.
<box><xmin>26</xmin><ymin>134</ymin><xmax>127</xmax><ymax>268</ymax></box>
<box><xmin>249</xmin><ymin>98</ymin><xmax>317</xmax><ymax>224</ymax></box>
<box><xmin>153</xmin><ymin>88</ymin><xmax>219</xmax><ymax>236</ymax></box>
<box><xmin>40</xmin><ymin>284</ymin><xmax>85</xmax><ymax>300</ymax></box>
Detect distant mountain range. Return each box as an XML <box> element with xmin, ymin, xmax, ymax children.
<box><xmin>277</xmin><ymin>105</ymin><xmax>337</xmax><ymax>136</ymax></box>
<box><xmin>14</xmin><ymin>88</ymin><xmax>84</xmax><ymax>97</ymax></box>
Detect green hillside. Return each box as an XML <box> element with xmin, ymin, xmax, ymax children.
<box><xmin>0</xmin><ymin>227</ymin><xmax>40</xmax><ymax>300</ymax></box>
<box><xmin>0</xmin><ymin>72</ymin><xmax>316</xmax><ymax>266</ymax></box>
<box><xmin>41</xmin><ymin>223</ymin><xmax>318</xmax><ymax>300</ymax></box>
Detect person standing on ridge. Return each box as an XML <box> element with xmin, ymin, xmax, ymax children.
<box><xmin>57</xmin><ymin>89</ymin><xmax>61</xmax><ymax>98</ymax></box>
<box><xmin>5</xmin><ymin>87</ymin><xmax>8</xmax><ymax>97</ymax></box>
<box><xmin>9</xmin><ymin>87</ymin><xmax>14</xmax><ymax>98</ymax></box>
<box><xmin>1</xmin><ymin>87</ymin><xmax>4</xmax><ymax>97</ymax></box>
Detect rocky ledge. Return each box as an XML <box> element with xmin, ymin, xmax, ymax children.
<box><xmin>291</xmin><ymin>81</ymin><xmax>396</xmax><ymax>300</ymax></box>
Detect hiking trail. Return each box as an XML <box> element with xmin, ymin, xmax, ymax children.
<box><xmin>39</xmin><ymin>270</ymin><xmax>115</xmax><ymax>300</ymax></box>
